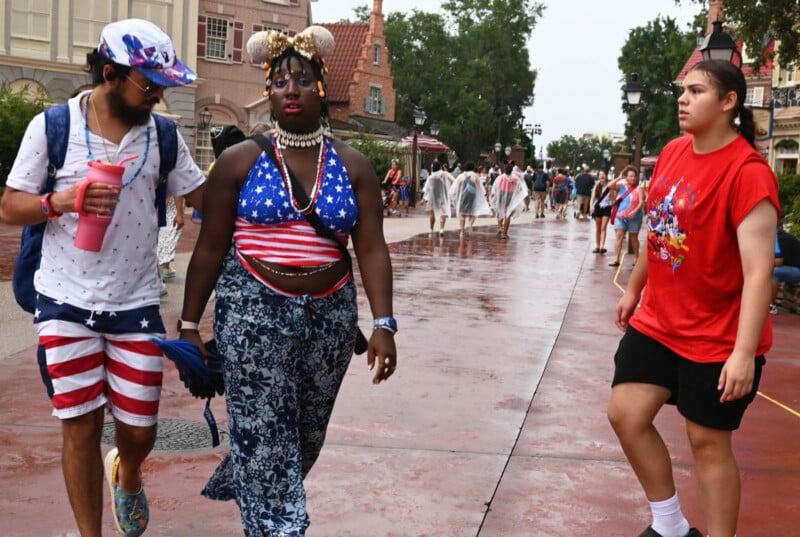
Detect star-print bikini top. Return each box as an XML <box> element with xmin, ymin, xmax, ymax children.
<box><xmin>233</xmin><ymin>138</ymin><xmax>359</xmax><ymax>266</ymax></box>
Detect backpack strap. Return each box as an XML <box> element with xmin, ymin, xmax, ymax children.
<box><xmin>44</xmin><ymin>103</ymin><xmax>71</xmax><ymax>193</ymax></box>
<box><xmin>13</xmin><ymin>103</ymin><xmax>70</xmax><ymax>313</ymax></box>
<box><xmin>153</xmin><ymin>113</ymin><xmax>178</xmax><ymax>227</ymax></box>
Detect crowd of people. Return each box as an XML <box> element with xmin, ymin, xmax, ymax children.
<box><xmin>0</xmin><ymin>14</ymin><xmax>791</xmax><ymax>537</ymax></box>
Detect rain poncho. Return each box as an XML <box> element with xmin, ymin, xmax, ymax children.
<box><xmin>422</xmin><ymin>170</ymin><xmax>452</xmax><ymax>219</ymax></box>
<box><xmin>450</xmin><ymin>171</ymin><xmax>491</xmax><ymax>217</ymax></box>
<box><xmin>491</xmin><ymin>172</ymin><xmax>528</xmax><ymax>219</ymax></box>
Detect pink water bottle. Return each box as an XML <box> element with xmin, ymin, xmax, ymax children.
<box><xmin>74</xmin><ymin>155</ymin><xmax>137</xmax><ymax>251</ymax></box>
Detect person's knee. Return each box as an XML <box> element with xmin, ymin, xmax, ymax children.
<box><xmin>62</xmin><ymin>408</ymin><xmax>105</xmax><ymax>445</ymax></box>
<box><xmin>114</xmin><ymin>420</ymin><xmax>157</xmax><ymax>448</ymax></box>
<box><xmin>607</xmin><ymin>396</ymin><xmax>639</xmax><ymax>436</ymax></box>
<box><xmin>686</xmin><ymin>422</ymin><xmax>733</xmax><ymax>462</ymax></box>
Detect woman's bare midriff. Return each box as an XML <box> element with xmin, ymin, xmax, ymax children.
<box><xmin>243</xmin><ymin>254</ymin><xmax>350</xmax><ymax>295</ymax></box>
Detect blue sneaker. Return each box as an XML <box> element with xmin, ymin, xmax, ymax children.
<box><xmin>104</xmin><ymin>447</ymin><xmax>149</xmax><ymax>537</ymax></box>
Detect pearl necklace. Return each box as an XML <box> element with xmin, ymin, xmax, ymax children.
<box><xmin>273</xmin><ymin>123</ymin><xmax>324</xmax><ymax>148</ymax></box>
<box><xmin>274</xmin><ymin>135</ymin><xmax>327</xmax><ymax>214</ymax></box>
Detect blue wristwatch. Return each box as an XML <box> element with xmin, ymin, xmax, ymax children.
<box><xmin>373</xmin><ymin>316</ymin><xmax>398</xmax><ymax>334</ymax></box>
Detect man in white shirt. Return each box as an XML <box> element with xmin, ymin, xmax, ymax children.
<box><xmin>0</xmin><ymin>19</ymin><xmax>205</xmax><ymax>537</ymax></box>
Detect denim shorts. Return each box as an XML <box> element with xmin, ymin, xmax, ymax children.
<box><xmin>773</xmin><ymin>265</ymin><xmax>800</xmax><ymax>283</ymax></box>
<box><xmin>613</xmin><ymin>211</ymin><xmax>643</xmax><ymax>233</ymax></box>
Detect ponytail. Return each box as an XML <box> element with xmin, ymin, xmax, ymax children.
<box><xmin>737</xmin><ymin>103</ymin><xmax>757</xmax><ymax>149</ymax></box>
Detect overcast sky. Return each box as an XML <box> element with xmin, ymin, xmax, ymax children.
<box><xmin>310</xmin><ymin>0</ymin><xmax>703</xmax><ymax>153</ymax></box>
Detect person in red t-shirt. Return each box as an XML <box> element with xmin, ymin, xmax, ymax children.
<box><xmin>607</xmin><ymin>60</ymin><xmax>780</xmax><ymax>537</ymax></box>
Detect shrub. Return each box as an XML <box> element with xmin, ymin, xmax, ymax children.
<box><xmin>348</xmin><ymin>132</ymin><xmax>404</xmax><ymax>182</ymax></box>
<box><xmin>0</xmin><ymin>84</ymin><xmax>48</xmax><ymax>188</ymax></box>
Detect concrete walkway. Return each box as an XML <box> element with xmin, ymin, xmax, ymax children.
<box><xmin>1</xmin><ymin>206</ymin><xmax>798</xmax><ymax>537</ymax></box>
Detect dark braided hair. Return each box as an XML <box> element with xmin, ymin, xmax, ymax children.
<box><xmin>688</xmin><ymin>60</ymin><xmax>756</xmax><ymax>148</ymax></box>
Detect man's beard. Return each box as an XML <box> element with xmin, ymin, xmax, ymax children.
<box><xmin>107</xmin><ymin>87</ymin><xmax>156</xmax><ymax>126</ymax></box>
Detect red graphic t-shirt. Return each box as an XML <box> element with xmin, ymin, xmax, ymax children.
<box><xmin>630</xmin><ymin>135</ymin><xmax>780</xmax><ymax>363</ymax></box>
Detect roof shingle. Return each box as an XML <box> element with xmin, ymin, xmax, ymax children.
<box><xmin>322</xmin><ymin>23</ymin><xmax>369</xmax><ymax>103</ymax></box>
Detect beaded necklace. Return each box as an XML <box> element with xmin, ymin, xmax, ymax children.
<box><xmin>273</xmin><ymin>123</ymin><xmax>324</xmax><ymax>148</ymax></box>
<box><xmin>274</xmin><ymin>135</ymin><xmax>326</xmax><ymax>214</ymax></box>
<box><xmin>82</xmin><ymin>92</ymin><xmax>151</xmax><ymax>188</ymax></box>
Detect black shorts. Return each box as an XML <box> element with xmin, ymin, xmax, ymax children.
<box><xmin>612</xmin><ymin>326</ymin><xmax>765</xmax><ymax>430</ymax></box>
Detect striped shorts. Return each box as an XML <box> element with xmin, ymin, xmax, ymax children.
<box><xmin>35</xmin><ymin>294</ymin><xmax>166</xmax><ymax>426</ymax></box>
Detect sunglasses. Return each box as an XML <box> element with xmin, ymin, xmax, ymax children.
<box><xmin>126</xmin><ymin>75</ymin><xmax>165</xmax><ymax>97</ymax></box>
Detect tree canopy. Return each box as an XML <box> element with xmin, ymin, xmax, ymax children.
<box><xmin>545</xmin><ymin>135</ymin><xmax>616</xmax><ymax>173</ymax></box>
<box><xmin>377</xmin><ymin>0</ymin><xmax>544</xmax><ymax>161</ymax></box>
<box><xmin>617</xmin><ymin>15</ymin><xmax>699</xmax><ymax>156</ymax></box>
<box><xmin>680</xmin><ymin>0</ymin><xmax>800</xmax><ymax>71</ymax></box>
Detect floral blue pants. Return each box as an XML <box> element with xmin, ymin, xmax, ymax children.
<box><xmin>202</xmin><ymin>250</ymin><xmax>357</xmax><ymax>537</ymax></box>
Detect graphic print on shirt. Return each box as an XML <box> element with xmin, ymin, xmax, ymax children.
<box><xmin>646</xmin><ymin>176</ymin><xmax>696</xmax><ymax>273</ymax></box>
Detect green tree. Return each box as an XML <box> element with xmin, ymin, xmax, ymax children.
<box><xmin>546</xmin><ymin>135</ymin><xmax>617</xmax><ymax>172</ymax></box>
<box><xmin>680</xmin><ymin>0</ymin><xmax>800</xmax><ymax>71</ymax></box>
<box><xmin>618</xmin><ymin>16</ymin><xmax>699</xmax><ymax>156</ymax></box>
<box><xmin>384</xmin><ymin>0</ymin><xmax>544</xmax><ymax>161</ymax></box>
<box><xmin>0</xmin><ymin>84</ymin><xmax>48</xmax><ymax>188</ymax></box>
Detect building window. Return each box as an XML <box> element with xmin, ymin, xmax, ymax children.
<box><xmin>373</xmin><ymin>44</ymin><xmax>381</xmax><ymax>65</ymax></box>
<box><xmin>365</xmin><ymin>86</ymin><xmax>385</xmax><ymax>115</ymax></box>
<box><xmin>745</xmin><ymin>86</ymin><xmax>764</xmax><ymax>107</ymax></box>
<box><xmin>195</xmin><ymin>127</ymin><xmax>214</xmax><ymax>172</ymax></box>
<box><xmin>130</xmin><ymin>0</ymin><xmax>170</xmax><ymax>30</ymax></box>
<box><xmin>73</xmin><ymin>0</ymin><xmax>111</xmax><ymax>49</ymax></box>
<box><xmin>206</xmin><ymin>17</ymin><xmax>230</xmax><ymax>61</ymax></box>
<box><xmin>10</xmin><ymin>0</ymin><xmax>50</xmax><ymax>40</ymax></box>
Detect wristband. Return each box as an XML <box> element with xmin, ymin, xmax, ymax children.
<box><xmin>40</xmin><ymin>193</ymin><xmax>61</xmax><ymax>220</ymax></box>
<box><xmin>177</xmin><ymin>319</ymin><xmax>200</xmax><ymax>331</ymax></box>
<box><xmin>373</xmin><ymin>316</ymin><xmax>397</xmax><ymax>334</ymax></box>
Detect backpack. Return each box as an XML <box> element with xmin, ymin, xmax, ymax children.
<box><xmin>11</xmin><ymin>102</ymin><xmax>178</xmax><ymax>313</ymax></box>
<box><xmin>533</xmin><ymin>171</ymin><xmax>547</xmax><ymax>190</ymax></box>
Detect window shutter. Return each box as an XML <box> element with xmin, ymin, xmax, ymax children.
<box><xmin>365</xmin><ymin>96</ymin><xmax>371</xmax><ymax>113</ymax></box>
<box><xmin>197</xmin><ymin>16</ymin><xmax>206</xmax><ymax>58</ymax></box>
<box><xmin>232</xmin><ymin>21</ymin><xmax>244</xmax><ymax>63</ymax></box>
<box><xmin>380</xmin><ymin>100</ymin><xmax>386</xmax><ymax>115</ymax></box>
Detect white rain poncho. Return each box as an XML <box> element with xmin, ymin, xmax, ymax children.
<box><xmin>450</xmin><ymin>171</ymin><xmax>492</xmax><ymax>217</ymax></box>
<box><xmin>422</xmin><ymin>170</ymin><xmax>452</xmax><ymax>219</ymax></box>
<box><xmin>491</xmin><ymin>173</ymin><xmax>528</xmax><ymax>219</ymax></box>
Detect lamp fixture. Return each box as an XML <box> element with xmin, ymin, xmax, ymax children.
<box><xmin>199</xmin><ymin>107</ymin><xmax>212</xmax><ymax>129</ymax></box>
<box><xmin>700</xmin><ymin>19</ymin><xmax>738</xmax><ymax>63</ymax></box>
<box><xmin>625</xmin><ymin>74</ymin><xmax>644</xmax><ymax>107</ymax></box>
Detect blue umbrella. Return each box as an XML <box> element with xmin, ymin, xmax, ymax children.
<box><xmin>152</xmin><ymin>337</ymin><xmax>212</xmax><ymax>385</ymax></box>
<box><xmin>151</xmin><ymin>337</ymin><xmax>225</xmax><ymax>447</ymax></box>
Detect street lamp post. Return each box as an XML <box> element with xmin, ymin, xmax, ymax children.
<box><xmin>625</xmin><ymin>73</ymin><xmax>645</xmax><ymax>169</ymax></box>
<box><xmin>494</xmin><ymin>141</ymin><xmax>502</xmax><ymax>165</ymax></box>
<box><xmin>410</xmin><ymin>107</ymin><xmax>427</xmax><ymax>206</ymax></box>
<box><xmin>504</xmin><ymin>145</ymin><xmax>512</xmax><ymax>166</ymax></box>
<box><xmin>602</xmin><ymin>149</ymin><xmax>611</xmax><ymax>173</ymax></box>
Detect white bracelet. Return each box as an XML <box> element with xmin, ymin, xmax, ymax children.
<box><xmin>178</xmin><ymin>319</ymin><xmax>200</xmax><ymax>331</ymax></box>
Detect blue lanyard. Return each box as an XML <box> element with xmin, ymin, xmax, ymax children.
<box><xmin>82</xmin><ymin>92</ymin><xmax>151</xmax><ymax>188</ymax></box>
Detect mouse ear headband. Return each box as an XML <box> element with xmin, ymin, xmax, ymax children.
<box><xmin>247</xmin><ymin>25</ymin><xmax>334</xmax><ymax>97</ymax></box>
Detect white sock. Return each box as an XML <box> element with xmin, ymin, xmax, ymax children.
<box><xmin>650</xmin><ymin>492</ymin><xmax>690</xmax><ymax>537</ymax></box>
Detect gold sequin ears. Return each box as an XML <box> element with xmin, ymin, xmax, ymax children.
<box><xmin>247</xmin><ymin>25</ymin><xmax>335</xmax><ymax>68</ymax></box>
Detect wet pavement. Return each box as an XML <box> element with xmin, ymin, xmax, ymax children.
<box><xmin>0</xmin><ymin>207</ymin><xmax>798</xmax><ymax>537</ymax></box>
